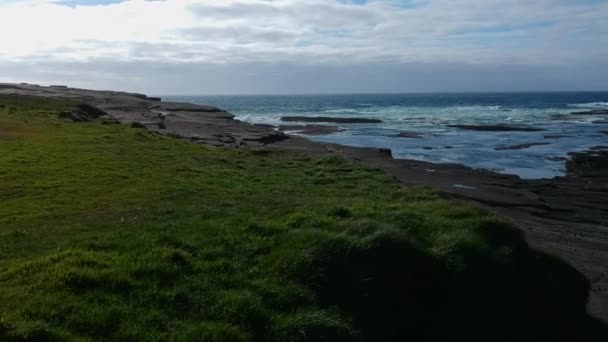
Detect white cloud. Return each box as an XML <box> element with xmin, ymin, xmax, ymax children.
<box><xmin>1</xmin><ymin>0</ymin><xmax>606</xmax><ymax>65</ymax></box>
<box><xmin>0</xmin><ymin>0</ymin><xmax>606</xmax><ymax>92</ymax></box>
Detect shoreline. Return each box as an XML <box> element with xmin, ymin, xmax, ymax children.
<box><xmin>2</xmin><ymin>83</ymin><xmax>607</xmax><ymax>321</ymax></box>
<box><xmin>166</xmin><ymin>92</ymin><xmax>608</xmax><ymax>180</ymax></box>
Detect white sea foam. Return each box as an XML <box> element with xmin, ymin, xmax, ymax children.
<box><xmin>450</xmin><ymin>105</ymin><xmax>503</xmax><ymax>111</ymax></box>
<box><xmin>323</xmin><ymin>108</ymin><xmax>359</xmax><ymax>113</ymax></box>
<box><xmin>569</xmin><ymin>102</ymin><xmax>608</xmax><ymax>109</ymax></box>
<box><xmin>174</xmin><ymin>94</ymin><xmax>608</xmax><ymax>179</ymax></box>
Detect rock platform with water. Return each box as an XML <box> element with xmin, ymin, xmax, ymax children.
<box><xmin>2</xmin><ymin>83</ymin><xmax>607</xmax><ymax>323</ymax></box>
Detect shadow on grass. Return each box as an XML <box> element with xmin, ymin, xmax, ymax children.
<box><xmin>288</xmin><ymin>221</ymin><xmax>608</xmax><ymax>341</ymax></box>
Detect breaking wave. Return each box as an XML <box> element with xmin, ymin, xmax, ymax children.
<box><xmin>569</xmin><ymin>102</ymin><xmax>608</xmax><ymax>109</ymax></box>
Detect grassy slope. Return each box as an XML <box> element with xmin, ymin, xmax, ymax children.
<box><xmin>0</xmin><ymin>95</ymin><xmax>600</xmax><ymax>341</ymax></box>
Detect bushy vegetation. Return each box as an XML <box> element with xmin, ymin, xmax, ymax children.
<box><xmin>0</xmin><ymin>95</ymin><xmax>604</xmax><ymax>341</ymax></box>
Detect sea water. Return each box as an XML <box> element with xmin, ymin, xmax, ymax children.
<box><xmin>164</xmin><ymin>93</ymin><xmax>608</xmax><ymax>179</ymax></box>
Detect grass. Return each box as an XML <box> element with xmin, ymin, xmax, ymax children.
<box><xmin>0</xmin><ymin>94</ymin><xmax>603</xmax><ymax>341</ymax></box>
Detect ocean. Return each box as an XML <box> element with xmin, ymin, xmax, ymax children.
<box><xmin>163</xmin><ymin>93</ymin><xmax>608</xmax><ymax>179</ymax></box>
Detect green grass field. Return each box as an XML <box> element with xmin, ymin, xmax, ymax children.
<box><xmin>0</xmin><ymin>95</ymin><xmax>601</xmax><ymax>341</ymax></box>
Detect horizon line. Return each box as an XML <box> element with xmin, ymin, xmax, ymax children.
<box><xmin>156</xmin><ymin>90</ymin><xmax>608</xmax><ymax>97</ymax></box>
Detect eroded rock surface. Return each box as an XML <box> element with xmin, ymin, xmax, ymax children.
<box><xmin>0</xmin><ymin>83</ymin><xmax>285</xmax><ymax>148</ymax></box>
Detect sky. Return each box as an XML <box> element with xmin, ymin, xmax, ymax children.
<box><xmin>0</xmin><ymin>0</ymin><xmax>607</xmax><ymax>94</ymax></box>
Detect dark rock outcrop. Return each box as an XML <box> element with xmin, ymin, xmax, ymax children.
<box><xmin>544</xmin><ymin>134</ymin><xmax>572</xmax><ymax>139</ymax></box>
<box><xmin>551</xmin><ymin>114</ymin><xmax>571</xmax><ymax>121</ymax></box>
<box><xmin>570</xmin><ymin>109</ymin><xmax>608</xmax><ymax>115</ymax></box>
<box><xmin>130</xmin><ymin>122</ymin><xmax>146</xmax><ymax>129</ymax></box>
<box><xmin>390</xmin><ymin>132</ymin><xmax>423</xmax><ymax>139</ymax></box>
<box><xmin>160</xmin><ymin>102</ymin><xmax>227</xmax><ymax>114</ymax></box>
<box><xmin>546</xmin><ymin>156</ymin><xmax>568</xmax><ymax>162</ymax></box>
<box><xmin>566</xmin><ymin>149</ymin><xmax>608</xmax><ymax>178</ymax></box>
<box><xmin>495</xmin><ymin>142</ymin><xmax>550</xmax><ymax>150</ymax></box>
<box><xmin>59</xmin><ymin>104</ymin><xmax>108</xmax><ymax>122</ymax></box>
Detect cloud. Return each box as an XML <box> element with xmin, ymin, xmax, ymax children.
<box><xmin>0</xmin><ymin>0</ymin><xmax>606</xmax><ymax>92</ymax></box>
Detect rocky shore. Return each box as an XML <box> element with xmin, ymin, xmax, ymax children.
<box><xmin>0</xmin><ymin>83</ymin><xmax>287</xmax><ymax>148</ymax></box>
<box><xmin>2</xmin><ymin>83</ymin><xmax>607</xmax><ymax>322</ymax></box>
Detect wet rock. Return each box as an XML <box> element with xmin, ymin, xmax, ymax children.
<box><xmin>544</xmin><ymin>134</ymin><xmax>572</xmax><ymax>139</ymax></box>
<box><xmin>378</xmin><ymin>148</ymin><xmax>392</xmax><ymax>156</ymax></box>
<box><xmin>550</xmin><ymin>114</ymin><xmax>571</xmax><ymax>121</ymax></box>
<box><xmin>495</xmin><ymin>142</ymin><xmax>550</xmax><ymax>151</ymax></box>
<box><xmin>390</xmin><ymin>132</ymin><xmax>423</xmax><ymax>139</ymax></box>
<box><xmin>546</xmin><ymin>156</ymin><xmax>568</xmax><ymax>162</ymax></box>
<box><xmin>566</xmin><ymin>148</ymin><xmax>608</xmax><ymax>178</ymax></box>
<box><xmin>448</xmin><ymin>124</ymin><xmax>545</xmax><ymax>132</ymax></box>
<box><xmin>570</xmin><ymin>109</ymin><xmax>608</xmax><ymax>115</ymax></box>
<box><xmin>160</xmin><ymin>102</ymin><xmax>226</xmax><ymax>114</ymax></box>
<box><xmin>279</xmin><ymin>125</ymin><xmax>343</xmax><ymax>135</ymax></box>
<box><xmin>281</xmin><ymin>116</ymin><xmax>383</xmax><ymax>124</ymax></box>
<box><xmin>453</xmin><ymin>184</ymin><xmax>477</xmax><ymax>190</ymax></box>
<box><xmin>253</xmin><ymin>124</ymin><xmax>275</xmax><ymax>129</ymax></box>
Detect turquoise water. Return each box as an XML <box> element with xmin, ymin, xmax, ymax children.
<box><xmin>164</xmin><ymin>93</ymin><xmax>608</xmax><ymax>179</ymax></box>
